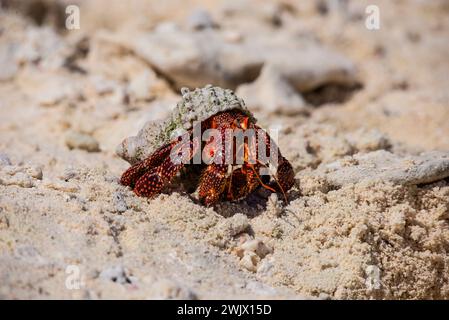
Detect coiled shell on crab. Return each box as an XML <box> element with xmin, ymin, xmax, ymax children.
<box><xmin>116</xmin><ymin>85</ymin><xmax>255</xmax><ymax>165</ymax></box>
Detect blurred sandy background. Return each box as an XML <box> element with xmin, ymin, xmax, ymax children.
<box><xmin>0</xmin><ymin>0</ymin><xmax>448</xmax><ymax>299</ymax></box>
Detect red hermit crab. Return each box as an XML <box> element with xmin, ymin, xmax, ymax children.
<box><xmin>117</xmin><ymin>85</ymin><xmax>294</xmax><ymax>206</ymax></box>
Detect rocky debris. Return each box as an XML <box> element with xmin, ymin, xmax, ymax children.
<box><xmin>265</xmin><ymin>193</ymin><xmax>283</xmax><ymax>217</ymax></box>
<box><xmin>244</xmin><ymin>281</ymin><xmax>281</xmax><ymax>299</ymax></box>
<box><xmin>239</xmin><ymin>251</ymin><xmax>260</xmax><ymax>272</ymax></box>
<box><xmin>58</xmin><ymin>166</ymin><xmax>79</xmax><ymax>181</ymax></box>
<box><xmin>302</xmin><ymin>83</ymin><xmax>362</xmax><ymax>106</ymax></box>
<box><xmin>240</xmin><ymin>239</ymin><xmax>272</xmax><ymax>258</ymax></box>
<box><xmin>126</xmin><ymin>70</ymin><xmax>154</xmax><ymax>101</ymax></box>
<box><xmin>208</xmin><ymin>213</ymin><xmax>250</xmax><ymax>248</ymax></box>
<box><xmin>147</xmin><ymin>278</ymin><xmax>197</xmax><ymax>300</ymax></box>
<box><xmin>219</xmin><ymin>1</ymin><xmax>290</xmax><ymax>28</ymax></box>
<box><xmin>0</xmin><ymin>154</ymin><xmax>12</xmax><ymax>166</ymax></box>
<box><xmin>234</xmin><ymin>239</ymin><xmax>273</xmax><ymax>272</ymax></box>
<box><xmin>0</xmin><ymin>171</ymin><xmax>34</xmax><ymax>188</ymax></box>
<box><xmin>1</xmin><ymin>0</ymin><xmax>66</xmax><ymax>29</ymax></box>
<box><xmin>86</xmin><ymin>32</ymin><xmax>165</xmax><ymax>87</ymax></box>
<box><xmin>36</xmin><ymin>81</ymin><xmax>73</xmax><ymax>106</ymax></box>
<box><xmin>222</xmin><ymin>30</ymin><xmax>244</xmax><ymax>43</ymax></box>
<box><xmin>88</xmin><ymin>75</ymin><xmax>119</xmax><ymax>96</ymax></box>
<box><xmin>0</xmin><ymin>15</ymin><xmax>68</xmax><ymax>75</ymax></box>
<box><xmin>99</xmin><ymin>265</ymin><xmax>134</xmax><ymax>285</ymax></box>
<box><xmin>42</xmin><ymin>179</ymin><xmax>80</xmax><ymax>193</ymax></box>
<box><xmin>0</xmin><ymin>17</ymin><xmax>84</xmax><ymax>103</ymax></box>
<box><xmin>0</xmin><ymin>213</ymin><xmax>9</xmax><ymax>230</ymax></box>
<box><xmin>65</xmin><ymin>131</ymin><xmax>100</xmax><ymax>152</ymax></box>
<box><xmin>186</xmin><ymin>8</ymin><xmax>218</xmax><ymax>30</ymax></box>
<box><xmin>0</xmin><ymin>164</ymin><xmax>42</xmax><ymax>188</ymax></box>
<box><xmin>15</xmin><ymin>27</ymin><xmax>67</xmax><ymax>70</ymax></box>
<box><xmin>344</xmin><ymin>129</ymin><xmax>391</xmax><ymax>153</ymax></box>
<box><xmin>112</xmin><ymin>191</ymin><xmax>128</xmax><ymax>213</ymax></box>
<box><xmin>99</xmin><ymin>28</ymin><xmax>357</xmax><ymax>92</ymax></box>
<box><xmin>284</xmin><ymin>124</ymin><xmax>392</xmax><ymax>171</ymax></box>
<box><xmin>256</xmin><ymin>257</ymin><xmax>275</xmax><ymax>277</ymax></box>
<box><xmin>236</xmin><ymin>64</ymin><xmax>307</xmax><ymax>115</ymax></box>
<box><xmin>297</xmin><ymin>173</ymin><xmax>332</xmax><ymax>196</ymax></box>
<box><xmin>320</xmin><ymin>150</ymin><xmax>449</xmax><ymax>187</ymax></box>
<box><xmin>0</xmin><ymin>45</ymin><xmax>19</xmax><ymax>81</ymax></box>
<box><xmin>125</xmin><ymin>69</ymin><xmax>169</xmax><ymax>103</ymax></box>
<box><xmin>154</xmin><ymin>22</ymin><xmax>180</xmax><ymax>33</ymax></box>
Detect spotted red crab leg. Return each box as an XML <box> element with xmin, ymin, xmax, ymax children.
<box><xmin>133</xmin><ymin>136</ymin><xmax>200</xmax><ymax>198</ymax></box>
<box><xmin>120</xmin><ymin>142</ymin><xmax>174</xmax><ymax>188</ymax></box>
<box><xmin>267</xmin><ymin>155</ymin><xmax>294</xmax><ymax>194</ymax></box>
<box><xmin>225</xmin><ymin>164</ymin><xmax>261</xmax><ymax>201</ymax></box>
<box><xmin>252</xmin><ymin>124</ymin><xmax>295</xmax><ymax>200</ymax></box>
<box><xmin>198</xmin><ymin>124</ymin><xmax>231</xmax><ymax>206</ymax></box>
<box><xmin>198</xmin><ymin>164</ymin><xmax>228</xmax><ymax>206</ymax></box>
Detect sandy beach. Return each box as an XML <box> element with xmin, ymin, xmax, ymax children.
<box><xmin>0</xmin><ymin>0</ymin><xmax>448</xmax><ymax>299</ymax></box>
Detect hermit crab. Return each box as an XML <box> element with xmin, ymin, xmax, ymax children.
<box><xmin>117</xmin><ymin>85</ymin><xmax>294</xmax><ymax>206</ymax></box>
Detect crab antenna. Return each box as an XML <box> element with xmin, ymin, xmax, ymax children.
<box><xmin>242</xmin><ymin>141</ymin><xmax>289</xmax><ymax>204</ymax></box>
<box><xmin>249</xmin><ymin>164</ymin><xmax>276</xmax><ymax>192</ymax></box>
<box><xmin>255</xmin><ymin>160</ymin><xmax>289</xmax><ymax>205</ymax></box>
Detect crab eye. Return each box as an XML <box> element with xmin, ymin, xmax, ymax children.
<box><xmin>240</xmin><ymin>117</ymin><xmax>248</xmax><ymax>130</ymax></box>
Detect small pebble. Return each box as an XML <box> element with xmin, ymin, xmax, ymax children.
<box><xmin>0</xmin><ymin>171</ymin><xmax>34</xmax><ymax>188</ymax></box>
<box><xmin>0</xmin><ymin>165</ymin><xmax>41</xmax><ymax>188</ymax></box>
<box><xmin>240</xmin><ymin>239</ymin><xmax>272</xmax><ymax>258</ymax></box>
<box><xmin>257</xmin><ymin>258</ymin><xmax>274</xmax><ymax>276</ymax></box>
<box><xmin>43</xmin><ymin>179</ymin><xmax>80</xmax><ymax>193</ymax></box>
<box><xmin>99</xmin><ymin>265</ymin><xmax>133</xmax><ymax>285</ymax></box>
<box><xmin>239</xmin><ymin>251</ymin><xmax>260</xmax><ymax>272</ymax></box>
<box><xmin>113</xmin><ymin>192</ymin><xmax>128</xmax><ymax>213</ymax></box>
<box><xmin>149</xmin><ymin>278</ymin><xmax>197</xmax><ymax>300</ymax></box>
<box><xmin>223</xmin><ymin>30</ymin><xmax>243</xmax><ymax>43</ymax></box>
<box><xmin>65</xmin><ymin>131</ymin><xmax>100</xmax><ymax>152</ymax></box>
<box><xmin>0</xmin><ymin>153</ymin><xmax>12</xmax><ymax>166</ymax></box>
<box><xmin>187</xmin><ymin>8</ymin><xmax>217</xmax><ymax>30</ymax></box>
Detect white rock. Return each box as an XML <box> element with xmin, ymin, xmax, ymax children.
<box><xmin>42</xmin><ymin>179</ymin><xmax>80</xmax><ymax>193</ymax></box>
<box><xmin>108</xmin><ymin>29</ymin><xmax>357</xmax><ymax>91</ymax></box>
<box><xmin>113</xmin><ymin>191</ymin><xmax>128</xmax><ymax>213</ymax></box>
<box><xmin>153</xmin><ymin>22</ymin><xmax>180</xmax><ymax>33</ymax></box>
<box><xmin>223</xmin><ymin>30</ymin><xmax>243</xmax><ymax>43</ymax></box>
<box><xmin>65</xmin><ymin>131</ymin><xmax>100</xmax><ymax>152</ymax></box>
<box><xmin>16</xmin><ymin>27</ymin><xmax>66</xmax><ymax>70</ymax></box>
<box><xmin>0</xmin><ymin>171</ymin><xmax>33</xmax><ymax>188</ymax></box>
<box><xmin>89</xmin><ymin>75</ymin><xmax>118</xmax><ymax>95</ymax></box>
<box><xmin>388</xmin><ymin>207</ymin><xmax>406</xmax><ymax>234</ymax></box>
<box><xmin>240</xmin><ymin>239</ymin><xmax>272</xmax><ymax>258</ymax></box>
<box><xmin>99</xmin><ymin>265</ymin><xmax>133</xmax><ymax>285</ymax></box>
<box><xmin>36</xmin><ymin>82</ymin><xmax>69</xmax><ymax>106</ymax></box>
<box><xmin>25</xmin><ymin>165</ymin><xmax>43</xmax><ymax>180</ymax></box>
<box><xmin>266</xmin><ymin>193</ymin><xmax>283</xmax><ymax>217</ymax></box>
<box><xmin>0</xmin><ymin>164</ymin><xmax>42</xmax><ymax>188</ymax></box>
<box><xmin>0</xmin><ymin>44</ymin><xmax>19</xmax><ymax>81</ymax></box>
<box><xmin>257</xmin><ymin>257</ymin><xmax>275</xmax><ymax>276</ymax></box>
<box><xmin>0</xmin><ymin>153</ymin><xmax>12</xmax><ymax>166</ymax></box>
<box><xmin>126</xmin><ymin>70</ymin><xmax>157</xmax><ymax>101</ymax></box>
<box><xmin>149</xmin><ymin>278</ymin><xmax>197</xmax><ymax>300</ymax></box>
<box><xmin>187</xmin><ymin>8</ymin><xmax>217</xmax><ymax>30</ymax></box>
<box><xmin>237</xmin><ymin>64</ymin><xmax>307</xmax><ymax>115</ymax></box>
<box><xmin>245</xmin><ymin>281</ymin><xmax>278</xmax><ymax>296</ymax></box>
<box><xmin>239</xmin><ymin>251</ymin><xmax>260</xmax><ymax>272</ymax></box>
<box><xmin>321</xmin><ymin>150</ymin><xmax>449</xmax><ymax>186</ymax></box>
